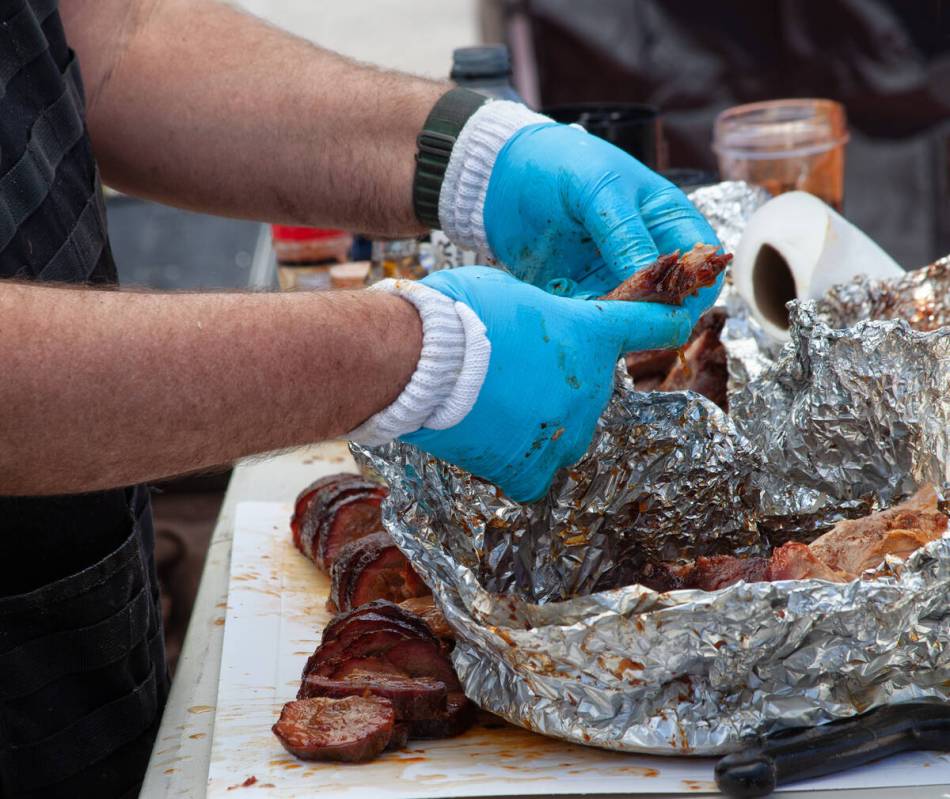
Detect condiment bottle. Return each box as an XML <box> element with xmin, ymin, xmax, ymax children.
<box><xmin>272</xmin><ymin>226</ymin><xmax>353</xmax><ymax>291</ymax></box>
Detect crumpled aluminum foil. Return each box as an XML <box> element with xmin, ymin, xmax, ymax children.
<box><xmin>352</xmin><ymin>184</ymin><xmax>950</xmax><ymax>754</ymax></box>
<box><xmin>728</xmin><ymin>257</ymin><xmax>950</xmax><ymax>541</ymax></box>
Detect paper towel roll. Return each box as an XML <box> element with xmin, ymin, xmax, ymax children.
<box><xmin>732</xmin><ymin>191</ymin><xmax>904</xmax><ymax>341</ymax></box>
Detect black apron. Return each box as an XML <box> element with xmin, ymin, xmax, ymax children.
<box><xmin>0</xmin><ymin>2</ymin><xmax>168</xmax><ymax>797</ymax></box>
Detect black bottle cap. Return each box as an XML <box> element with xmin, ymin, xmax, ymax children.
<box><xmin>450</xmin><ymin>45</ymin><xmax>511</xmax><ymax>80</ymax></box>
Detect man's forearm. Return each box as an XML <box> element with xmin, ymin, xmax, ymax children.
<box><xmin>0</xmin><ymin>283</ymin><xmax>421</xmax><ymax>495</ymax></box>
<box><xmin>60</xmin><ymin>0</ymin><xmax>445</xmax><ymax>236</ymax></box>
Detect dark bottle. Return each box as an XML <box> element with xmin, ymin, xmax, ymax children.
<box><xmin>450</xmin><ymin>45</ymin><xmax>525</xmax><ymax>103</ymax></box>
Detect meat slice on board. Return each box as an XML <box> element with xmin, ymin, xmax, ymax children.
<box><xmin>297</xmin><ymin>673</ymin><xmax>448</xmax><ymax>720</ymax></box>
<box><xmin>330</xmin><ymin>532</ymin><xmax>430</xmax><ymax>612</ymax></box>
<box><xmin>272</xmin><ymin>696</ymin><xmax>396</xmax><ymax>762</ymax></box>
<box><xmin>316</xmin><ymin>491</ymin><xmax>387</xmax><ymax>571</ymax></box>
<box><xmin>323</xmin><ymin>599</ymin><xmax>436</xmax><ymax>646</ymax></box>
<box><xmin>409</xmin><ymin>692</ymin><xmax>477</xmax><ymax>739</ymax></box>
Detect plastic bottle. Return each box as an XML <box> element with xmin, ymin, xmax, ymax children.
<box><xmin>450</xmin><ymin>45</ymin><xmax>526</xmax><ymax>103</ymax></box>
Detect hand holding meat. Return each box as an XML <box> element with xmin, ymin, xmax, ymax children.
<box><xmin>474</xmin><ymin>120</ymin><xmax>725</xmax><ymax>315</ymax></box>
<box><xmin>397</xmin><ymin>267</ymin><xmax>692</xmax><ymax>502</ymax></box>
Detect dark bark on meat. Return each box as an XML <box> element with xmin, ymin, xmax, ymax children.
<box><xmin>297</xmin><ymin>479</ymin><xmax>387</xmax><ymax>567</ymax></box>
<box><xmin>386</xmin><ymin>723</ymin><xmax>410</xmax><ymax>751</ymax></box>
<box><xmin>658</xmin><ymin>327</ymin><xmax>729</xmax><ymax>410</ymax></box>
<box><xmin>298</xmin><ymin>673</ymin><xmax>449</xmax><ymax>720</ymax></box>
<box><xmin>624</xmin><ymin>309</ymin><xmax>728</xmax><ymax>409</ymax></box>
<box><xmin>322</xmin><ymin>601</ymin><xmax>434</xmax><ymax>646</ymax></box>
<box><xmin>272</xmin><ymin>696</ymin><xmax>395</xmax><ymax>762</ymax></box>
<box><xmin>320</xmin><ymin>612</ymin><xmax>432</xmax><ymax>649</ymax></box>
<box><xmin>291</xmin><ymin>474</ymin><xmax>350</xmax><ymax>551</ymax></box>
<box><xmin>594</xmin><ymin>558</ymin><xmax>691</xmax><ymax>593</ymax></box>
<box><xmin>409</xmin><ymin>692</ymin><xmax>476</xmax><ymax>739</ymax></box>
<box><xmin>330</xmin><ymin>532</ymin><xmax>429</xmax><ymax>612</ymax></box>
<box><xmin>317</xmin><ymin>492</ymin><xmax>387</xmax><ymax>571</ymax></box>
<box><xmin>599</xmin><ymin>244</ymin><xmax>731</xmax><ymax>304</ymax></box>
<box><xmin>624</xmin><ymin>348</ymin><xmax>681</xmax><ymax>382</ymax></box>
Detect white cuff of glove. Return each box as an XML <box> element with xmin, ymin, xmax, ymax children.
<box><xmin>347</xmin><ymin>279</ymin><xmax>491</xmax><ymax>447</ymax></box>
<box><xmin>438</xmin><ymin>100</ymin><xmax>551</xmax><ymax>254</ymax></box>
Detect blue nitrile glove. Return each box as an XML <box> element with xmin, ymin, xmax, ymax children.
<box><xmin>436</xmin><ymin>101</ymin><xmax>723</xmax><ymax>323</ymax></box>
<box><xmin>485</xmin><ymin>123</ymin><xmax>722</xmax><ymax>318</ymax></box>
<box><xmin>399</xmin><ymin>267</ymin><xmax>692</xmax><ymax>503</ymax></box>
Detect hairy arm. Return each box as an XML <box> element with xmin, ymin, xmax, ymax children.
<box><xmin>0</xmin><ymin>284</ymin><xmax>421</xmax><ymax>495</ymax></box>
<box><xmin>59</xmin><ymin>0</ymin><xmax>445</xmax><ymax>236</ymax></box>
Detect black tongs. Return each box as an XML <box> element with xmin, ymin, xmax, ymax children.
<box><xmin>715</xmin><ymin>701</ymin><xmax>950</xmax><ymax>797</ymax></box>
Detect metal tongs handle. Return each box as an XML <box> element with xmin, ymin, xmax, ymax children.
<box><xmin>715</xmin><ymin>702</ymin><xmax>950</xmax><ymax>797</ymax></box>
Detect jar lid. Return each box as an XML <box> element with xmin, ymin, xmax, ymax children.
<box><xmin>713</xmin><ymin>99</ymin><xmax>849</xmax><ymax>159</ymax></box>
<box><xmin>271</xmin><ymin>225</ymin><xmax>347</xmax><ymax>242</ymax></box>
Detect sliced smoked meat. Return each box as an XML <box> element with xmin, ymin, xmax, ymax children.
<box><xmin>297</xmin><ymin>478</ymin><xmax>386</xmax><ymax>566</ymax></box>
<box><xmin>330</xmin><ymin>532</ymin><xmax>429</xmax><ymax>612</ymax></box>
<box><xmin>409</xmin><ymin>692</ymin><xmax>476</xmax><ymax>739</ymax></box>
<box><xmin>303</xmin><ymin>628</ymin><xmax>419</xmax><ymax>679</ymax></box>
<box><xmin>321</xmin><ymin>612</ymin><xmax>432</xmax><ymax>652</ymax></box>
<box><xmin>291</xmin><ymin>474</ymin><xmax>351</xmax><ymax>551</ymax></box>
<box><xmin>328</xmin><ymin>656</ymin><xmax>409</xmax><ymax>680</ymax></box>
<box><xmin>315</xmin><ymin>492</ymin><xmax>387</xmax><ymax>572</ymax></box>
<box><xmin>297</xmin><ymin>673</ymin><xmax>448</xmax><ymax>720</ymax></box>
<box><xmin>322</xmin><ymin>600</ymin><xmax>433</xmax><ymax>646</ymax></box>
<box><xmin>272</xmin><ymin>696</ymin><xmax>395</xmax><ymax>762</ymax></box>
<box><xmin>382</xmin><ymin>638</ymin><xmax>461</xmax><ymax>690</ymax></box>
<box><xmin>386</xmin><ymin>722</ymin><xmax>410</xmax><ymax>752</ymax></box>
<box><xmin>398</xmin><ymin>596</ymin><xmax>454</xmax><ymax>645</ymax></box>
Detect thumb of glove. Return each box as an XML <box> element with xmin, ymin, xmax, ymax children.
<box><xmin>590</xmin><ymin>297</ymin><xmax>694</xmax><ymax>354</ymax></box>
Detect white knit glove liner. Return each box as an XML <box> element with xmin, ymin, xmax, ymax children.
<box><xmin>438</xmin><ymin>100</ymin><xmax>551</xmax><ymax>255</ymax></box>
<box><xmin>347</xmin><ymin>279</ymin><xmax>491</xmax><ymax>447</ymax></box>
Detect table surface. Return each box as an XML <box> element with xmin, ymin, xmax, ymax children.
<box><xmin>140</xmin><ymin>444</ymin><xmax>950</xmax><ymax>799</ymax></box>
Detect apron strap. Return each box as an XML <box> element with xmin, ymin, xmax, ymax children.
<box><xmin>0</xmin><ymin>0</ymin><xmax>59</xmax><ymax>101</ymax></box>
<box><xmin>0</xmin><ymin>584</ymin><xmax>151</xmax><ymax>700</ymax></box>
<box><xmin>2</xmin><ymin>628</ymin><xmax>164</xmax><ymax>794</ymax></box>
<box><xmin>37</xmin><ymin>176</ymin><xmax>107</xmax><ymax>282</ymax></box>
<box><xmin>0</xmin><ymin>54</ymin><xmax>85</xmax><ymax>254</ymax></box>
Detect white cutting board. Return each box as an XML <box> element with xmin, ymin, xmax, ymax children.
<box><xmin>206</xmin><ymin>501</ymin><xmax>950</xmax><ymax>797</ymax></box>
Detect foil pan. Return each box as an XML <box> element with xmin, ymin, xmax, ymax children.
<box><xmin>352</xmin><ymin>185</ymin><xmax>950</xmax><ymax>754</ymax></box>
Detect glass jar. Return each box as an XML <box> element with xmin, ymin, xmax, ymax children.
<box><xmin>713</xmin><ymin>99</ymin><xmax>849</xmax><ymax>211</ymax></box>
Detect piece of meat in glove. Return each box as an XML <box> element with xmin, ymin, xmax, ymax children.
<box><xmin>599</xmin><ymin>244</ymin><xmax>731</xmax><ymax>304</ymax></box>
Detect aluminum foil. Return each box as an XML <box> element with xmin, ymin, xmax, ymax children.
<box><xmin>686</xmin><ymin>180</ymin><xmax>771</xmax><ymax>256</ymax></box>
<box><xmin>352</xmin><ymin>185</ymin><xmax>950</xmax><ymax>754</ymax></box>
